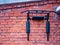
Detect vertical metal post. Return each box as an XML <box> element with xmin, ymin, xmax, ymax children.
<box><xmin>46</xmin><ymin>13</ymin><xmax>50</xmax><ymax>41</ymax></box>
<box><xmin>26</xmin><ymin>11</ymin><xmax>30</xmax><ymax>41</ymax></box>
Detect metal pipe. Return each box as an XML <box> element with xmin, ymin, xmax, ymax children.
<box><xmin>46</xmin><ymin>13</ymin><xmax>50</xmax><ymax>41</ymax></box>
<box><xmin>26</xmin><ymin>12</ymin><xmax>30</xmax><ymax>41</ymax></box>
<box><xmin>46</xmin><ymin>21</ymin><xmax>50</xmax><ymax>41</ymax></box>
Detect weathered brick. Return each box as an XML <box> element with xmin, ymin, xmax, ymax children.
<box><xmin>0</xmin><ymin>1</ymin><xmax>60</xmax><ymax>45</ymax></box>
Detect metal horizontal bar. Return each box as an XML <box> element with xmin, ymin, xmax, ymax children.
<box><xmin>21</xmin><ymin>10</ymin><xmax>54</xmax><ymax>14</ymax></box>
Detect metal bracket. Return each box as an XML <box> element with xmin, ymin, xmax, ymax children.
<box><xmin>26</xmin><ymin>10</ymin><xmax>50</xmax><ymax>41</ymax></box>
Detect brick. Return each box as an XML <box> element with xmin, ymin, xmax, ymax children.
<box><xmin>0</xmin><ymin>1</ymin><xmax>60</xmax><ymax>45</ymax></box>
<box><xmin>55</xmin><ymin>43</ymin><xmax>60</xmax><ymax>45</ymax></box>
<box><xmin>0</xmin><ymin>16</ymin><xmax>10</xmax><ymax>20</ymax></box>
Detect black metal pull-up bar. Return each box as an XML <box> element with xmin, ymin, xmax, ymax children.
<box><xmin>21</xmin><ymin>10</ymin><xmax>50</xmax><ymax>41</ymax></box>
<box><xmin>21</xmin><ymin>6</ymin><xmax>60</xmax><ymax>41</ymax></box>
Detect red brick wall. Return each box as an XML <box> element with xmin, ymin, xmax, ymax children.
<box><xmin>0</xmin><ymin>1</ymin><xmax>60</xmax><ymax>45</ymax></box>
